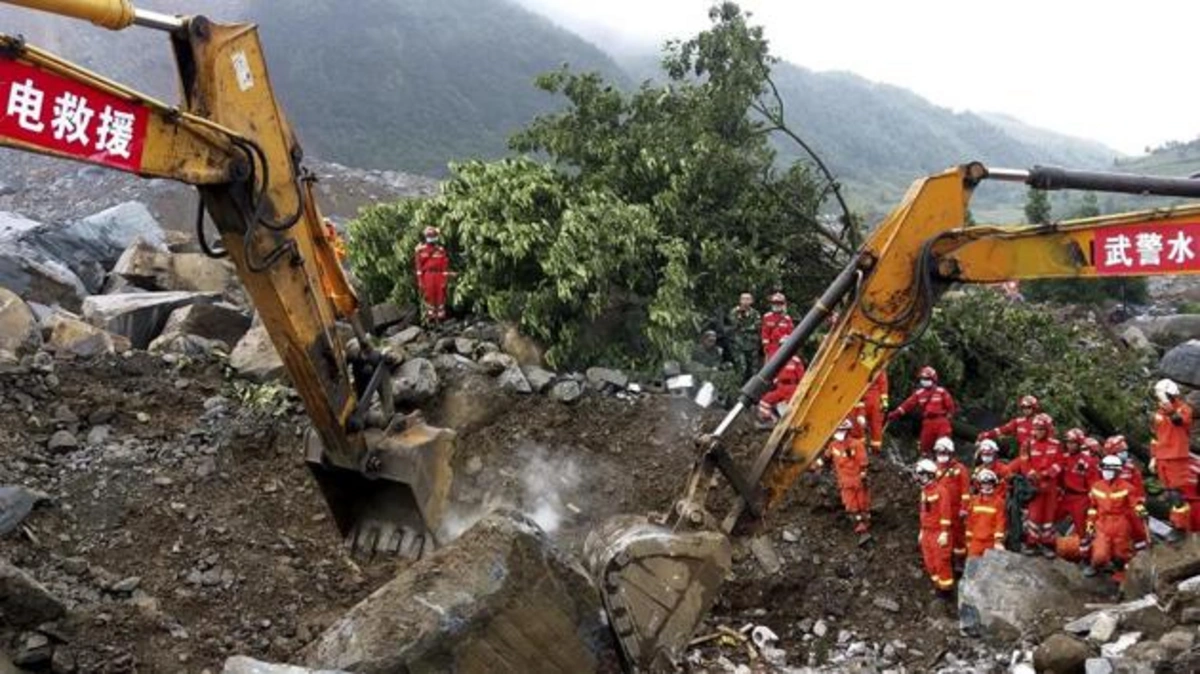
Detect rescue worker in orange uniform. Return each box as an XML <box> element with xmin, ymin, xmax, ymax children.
<box><xmin>323</xmin><ymin>218</ymin><xmax>347</xmax><ymax>263</ymax></box>
<box><xmin>1083</xmin><ymin>454</ymin><xmax>1141</xmax><ymax>581</ymax></box>
<box><xmin>933</xmin><ymin>437</ymin><xmax>970</xmax><ymax>568</ymax></box>
<box><xmin>1008</xmin><ymin>413</ymin><xmax>1062</xmax><ymax>557</ymax></box>
<box><xmin>862</xmin><ymin>371</ymin><xmax>889</xmax><ymax>453</ymax></box>
<box><xmin>827</xmin><ymin>418</ymin><xmax>871</xmax><ymax>533</ymax></box>
<box><xmin>1151</xmin><ymin>378</ymin><xmax>1194</xmax><ymax>533</ymax></box>
<box><xmin>760</xmin><ymin>293</ymin><xmax>794</xmax><ymax>358</ymax></box>
<box><xmin>756</xmin><ymin>356</ymin><xmax>805</xmax><ymax>426</ymax></box>
<box><xmin>977</xmin><ymin>394</ymin><xmax>1040</xmax><ymax>450</ymax></box>
<box><xmin>964</xmin><ymin>469</ymin><xmax>1007</xmax><ymax>558</ymax></box>
<box><xmin>1058</xmin><ymin>427</ymin><xmax>1100</xmax><ymax>537</ymax></box>
<box><xmin>888</xmin><ymin>366</ymin><xmax>956</xmax><ymax>454</ymax></box>
<box><xmin>973</xmin><ymin>439</ymin><xmax>1011</xmax><ymax>501</ymax></box>
<box><xmin>847</xmin><ymin>400</ymin><xmax>869</xmax><ymax>441</ymax></box>
<box><xmin>916</xmin><ymin>458</ymin><xmax>955</xmax><ymax>593</ymax></box>
<box><xmin>1101</xmin><ymin>435</ymin><xmax>1150</xmax><ymax>551</ymax></box>
<box><xmin>414</xmin><ymin>225</ymin><xmax>451</xmax><ymax>323</ymax></box>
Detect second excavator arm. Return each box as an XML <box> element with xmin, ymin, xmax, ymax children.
<box><xmin>589</xmin><ymin>161</ymin><xmax>1200</xmax><ymax>671</ymax></box>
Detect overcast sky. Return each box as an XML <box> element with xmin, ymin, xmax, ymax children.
<box><xmin>514</xmin><ymin>0</ymin><xmax>1195</xmax><ymax>156</ymax></box>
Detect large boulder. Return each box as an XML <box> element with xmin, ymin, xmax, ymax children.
<box><xmin>0</xmin><ymin>560</ymin><xmax>65</xmax><ymax>627</ymax></box>
<box><xmin>155</xmin><ymin>302</ymin><xmax>250</xmax><ymax>347</ymax></box>
<box><xmin>301</xmin><ymin>510</ymin><xmax>617</xmax><ymax>673</ymax></box>
<box><xmin>433</xmin><ymin>372</ymin><xmax>516</xmax><ymax>431</ymax></box>
<box><xmin>223</xmin><ymin>657</ymin><xmax>346</xmax><ymax>674</ymax></box>
<box><xmin>1159</xmin><ymin>340</ymin><xmax>1200</xmax><ymax>388</ymax></box>
<box><xmin>1125</xmin><ymin>537</ymin><xmax>1200</xmax><ymax>598</ymax></box>
<box><xmin>1124</xmin><ymin>315</ymin><xmax>1200</xmax><ymax>349</ymax></box>
<box><xmin>1034</xmin><ymin>633</ymin><xmax>1094</xmax><ymax>674</ymax></box>
<box><xmin>958</xmin><ymin>551</ymin><xmax>1085</xmax><ymax>639</ymax></box>
<box><xmin>392</xmin><ymin>358</ymin><xmax>439</xmax><ymax>406</ymax></box>
<box><xmin>83</xmin><ymin>291</ymin><xmax>219</xmax><ymax>349</ymax></box>
<box><xmin>0</xmin><ymin>287</ymin><xmax>41</xmax><ymax>355</ymax></box>
<box><xmin>229</xmin><ymin>317</ymin><xmax>285</xmax><ymax>383</ymax></box>
<box><xmin>112</xmin><ymin>238</ymin><xmax>236</xmax><ymax>294</ymax></box>
<box><xmin>46</xmin><ymin>315</ymin><xmax>117</xmax><ymax>358</ymax></box>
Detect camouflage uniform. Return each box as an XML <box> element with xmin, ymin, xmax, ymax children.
<box><xmin>728</xmin><ymin>306</ymin><xmax>761</xmax><ymax>382</ymax></box>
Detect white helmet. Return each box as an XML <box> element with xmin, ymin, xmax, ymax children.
<box><xmin>977</xmin><ymin>438</ymin><xmax>999</xmax><ymax>455</ymax></box>
<box><xmin>1100</xmin><ymin>454</ymin><xmax>1123</xmax><ymax>471</ymax></box>
<box><xmin>837</xmin><ymin>419</ymin><xmax>853</xmax><ymax>431</ymax></box>
<box><xmin>933</xmin><ymin>436</ymin><xmax>955</xmax><ymax>455</ymax></box>
<box><xmin>916</xmin><ymin>458</ymin><xmax>938</xmax><ymax>482</ymax></box>
<box><xmin>976</xmin><ymin>469</ymin><xmax>998</xmax><ymax>484</ymax></box>
<box><xmin>1155</xmin><ymin>378</ymin><xmax>1181</xmax><ymax>403</ymax></box>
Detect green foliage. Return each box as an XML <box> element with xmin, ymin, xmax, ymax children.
<box><xmin>346</xmin><ymin>200</ymin><xmax>422</xmax><ymax>304</ymax></box>
<box><xmin>1024</xmin><ymin>188</ymin><xmax>1052</xmax><ymax>224</ymax></box>
<box><xmin>893</xmin><ymin>291</ymin><xmax>1149</xmax><ymax>441</ymax></box>
<box><xmin>346</xmin><ymin>3</ymin><xmax>843</xmax><ymax>368</ymax></box>
<box><xmin>230</xmin><ymin>381</ymin><xmax>294</xmax><ymax>418</ymax></box>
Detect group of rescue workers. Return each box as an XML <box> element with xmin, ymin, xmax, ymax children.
<box><xmin>817</xmin><ymin>362</ymin><xmax>1198</xmax><ymax>595</ymax></box>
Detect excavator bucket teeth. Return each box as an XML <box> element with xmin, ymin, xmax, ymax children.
<box><xmin>305</xmin><ymin>421</ymin><xmax>455</xmax><ymax>559</ymax></box>
<box><xmin>584</xmin><ymin>515</ymin><xmax>732</xmax><ymax>672</ymax></box>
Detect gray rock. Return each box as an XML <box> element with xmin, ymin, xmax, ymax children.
<box><xmin>452</xmin><ymin>337</ymin><xmax>477</xmax><ymax>356</ymax></box>
<box><xmin>300</xmin><ymin>510</ymin><xmax>617</xmax><ymax>673</ymax></box>
<box><xmin>477</xmin><ymin>351</ymin><xmax>517</xmax><ymax>376</ymax></box>
<box><xmin>958</xmin><ymin>550</ymin><xmax>1084</xmax><ymax>639</ymax></box>
<box><xmin>1085</xmin><ymin>659</ymin><xmax>1114</xmax><ymax>674</ymax></box>
<box><xmin>369</xmin><ymin>302</ymin><xmax>405</xmax><ymax>333</ymax></box>
<box><xmin>1157</xmin><ymin>629</ymin><xmax>1194</xmax><ymax>654</ymax></box>
<box><xmin>1034</xmin><ymin>633</ymin><xmax>1093</xmax><ymax>674</ymax></box>
<box><xmin>155</xmin><ymin>302</ymin><xmax>250</xmax><ymax>348</ymax></box>
<box><xmin>1121</xmin><ymin>641</ymin><xmax>1167</xmax><ymax>667</ymax></box>
<box><xmin>0</xmin><ymin>247</ymin><xmax>89</xmax><ymax>311</ymax></box>
<box><xmin>1100</xmin><ymin>633</ymin><xmax>1142</xmax><ymax>658</ymax></box>
<box><xmin>46</xmin><ymin>315</ymin><xmax>116</xmax><ymax>358</ymax></box>
<box><xmin>0</xmin><ymin>485</ymin><xmax>48</xmax><ymax>536</ymax></box>
<box><xmin>434</xmin><ymin>372</ymin><xmax>515</xmax><ymax>431</ymax></box>
<box><xmin>1159</xmin><ymin>340</ymin><xmax>1200</xmax><ymax>388</ymax></box>
<box><xmin>86</xmin><ymin>425</ymin><xmax>111</xmax><ymax>446</ymax></box>
<box><xmin>520</xmin><ymin>365</ymin><xmax>556</xmax><ymax>393</ymax></box>
<box><xmin>464</xmin><ymin>455</ymin><xmax>484</xmax><ymax>477</ymax></box>
<box><xmin>1088</xmin><ymin>612</ymin><xmax>1120</xmax><ymax>643</ymax></box>
<box><xmin>496</xmin><ymin>366</ymin><xmax>532</xmax><ymax>394</ymax></box>
<box><xmin>472</xmin><ymin>341</ymin><xmax>500</xmax><ymax>359</ymax></box>
<box><xmin>813</xmin><ymin>620</ymin><xmax>829</xmax><ymax>638</ymax></box>
<box><xmin>47</xmin><ymin>430</ymin><xmax>78</xmax><ymax>454</ymax></box>
<box><xmin>549</xmin><ymin>380</ymin><xmax>583</xmax><ymax>404</ymax></box>
<box><xmin>1181</xmin><ymin>606</ymin><xmax>1200</xmax><ymax>624</ymax></box>
<box><xmin>229</xmin><ymin>318</ymin><xmax>286</xmax><ymax>383</ymax></box>
<box><xmin>872</xmin><ymin>596</ymin><xmax>900</xmax><ymax>613</ymax></box>
<box><xmin>223</xmin><ymin>656</ymin><xmax>349</xmax><ymax>674</ymax></box>
<box><xmin>110</xmin><ymin>576</ymin><xmax>141</xmax><ymax>593</ymax></box>
<box><xmin>0</xmin><ymin>560</ymin><xmax>66</xmax><ymax>627</ymax></box>
<box><xmin>1126</xmin><ymin>537</ymin><xmax>1200</xmax><ymax>596</ymax></box>
<box><xmin>586</xmin><ymin>366</ymin><xmax>628</xmax><ymax>390</ymax></box>
<box><xmin>13</xmin><ymin>632</ymin><xmax>52</xmax><ymax>667</ymax></box>
<box><xmin>113</xmin><ymin>239</ymin><xmax>236</xmax><ymax>294</ymax></box>
<box><xmin>0</xmin><ymin>286</ymin><xmax>41</xmax><ymax>355</ymax></box>
<box><xmin>1064</xmin><ymin>596</ymin><xmax>1158</xmax><ymax>635</ymax></box>
<box><xmin>500</xmin><ymin>323</ymin><xmax>544</xmax><ymax>367</ymax></box>
<box><xmin>389</xmin><ymin>326</ymin><xmax>422</xmax><ymax>347</ymax></box>
<box><xmin>662</xmin><ymin>360</ymin><xmax>682</xmax><ymax>378</ymax></box>
<box><xmin>83</xmin><ymin>291</ymin><xmax>220</xmax><ymax>348</ymax></box>
<box><xmin>1120</xmin><ymin>325</ymin><xmax>1154</xmax><ymax>353</ymax></box>
<box><xmin>392</xmin><ymin>358</ymin><xmax>439</xmax><ymax>406</ymax></box>
<box><xmin>150</xmin><ymin>333</ymin><xmax>229</xmax><ymax>357</ymax></box>
<box><xmin>1125</xmin><ymin>315</ymin><xmax>1200</xmax><ymax>349</ymax></box>
<box><xmin>50</xmin><ymin>647</ymin><xmax>75</xmax><ymax>674</ymax></box>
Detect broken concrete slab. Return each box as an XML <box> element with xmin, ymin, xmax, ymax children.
<box><xmin>958</xmin><ymin>550</ymin><xmax>1084</xmax><ymax>639</ymax></box>
<box><xmin>301</xmin><ymin>510</ymin><xmax>617</xmax><ymax>673</ymax></box>
<box><xmin>82</xmin><ymin>291</ymin><xmax>219</xmax><ymax>349</ymax></box>
<box><xmin>0</xmin><ymin>287</ymin><xmax>41</xmax><ymax>356</ymax></box>
<box><xmin>0</xmin><ymin>560</ymin><xmax>66</xmax><ymax>627</ymax></box>
<box><xmin>223</xmin><ymin>656</ymin><xmax>347</xmax><ymax>674</ymax></box>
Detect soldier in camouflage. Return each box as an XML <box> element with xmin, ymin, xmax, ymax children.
<box><xmin>727</xmin><ymin>292</ymin><xmax>760</xmax><ymax>382</ymax></box>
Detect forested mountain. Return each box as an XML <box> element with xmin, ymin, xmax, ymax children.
<box><xmin>0</xmin><ymin>0</ymin><xmax>1119</xmax><ymax>214</ymax></box>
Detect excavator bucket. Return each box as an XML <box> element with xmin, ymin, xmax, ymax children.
<box><xmin>304</xmin><ymin>421</ymin><xmax>455</xmax><ymax>559</ymax></box>
<box><xmin>584</xmin><ymin>515</ymin><xmax>732</xmax><ymax>671</ymax></box>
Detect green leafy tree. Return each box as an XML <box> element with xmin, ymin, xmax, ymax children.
<box><xmin>347</xmin><ymin>2</ymin><xmax>852</xmax><ymax>368</ymax></box>
<box><xmin>1024</xmin><ymin>188</ymin><xmax>1052</xmax><ymax>224</ymax></box>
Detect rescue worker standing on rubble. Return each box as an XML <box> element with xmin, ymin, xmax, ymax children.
<box><xmin>978</xmin><ymin>395</ymin><xmax>1040</xmax><ymax>451</ymax></box>
<box><xmin>862</xmin><ymin>371</ymin><xmax>889</xmax><ymax>453</ymax></box>
<box><xmin>760</xmin><ymin>293</ymin><xmax>794</xmax><ymax>358</ymax></box>
<box><xmin>973</xmin><ymin>439</ymin><xmax>1011</xmax><ymax>501</ymax></box>
<box><xmin>933</xmin><ymin>437</ymin><xmax>970</xmax><ymax>569</ymax></box>
<box><xmin>1102</xmin><ymin>435</ymin><xmax>1152</xmax><ymax>551</ymax></box>
<box><xmin>1083</xmin><ymin>455</ymin><xmax>1139</xmax><ymax>581</ymax></box>
<box><xmin>1059</xmin><ymin>428</ymin><xmax>1100</xmax><ymax>538</ymax></box>
<box><xmin>1151</xmin><ymin>378</ymin><xmax>1194</xmax><ymax>534</ymax></box>
<box><xmin>827</xmin><ymin>419</ymin><xmax>871</xmax><ymax>533</ymax></box>
<box><xmin>963</xmin><ymin>469</ymin><xmax>1007</xmax><ymax>558</ymax></box>
<box><xmin>887</xmin><ymin>366</ymin><xmax>956</xmax><ymax>454</ymax></box>
<box><xmin>414</xmin><ymin>225</ymin><xmax>452</xmax><ymax>324</ymax></box>
<box><xmin>728</xmin><ymin>293</ymin><xmax>761</xmax><ymax>382</ymax></box>
<box><xmin>1008</xmin><ymin>413</ymin><xmax>1063</xmax><ymax>558</ymax></box>
<box><xmin>916</xmin><ymin>458</ymin><xmax>956</xmax><ymax>594</ymax></box>
<box><xmin>756</xmin><ymin>356</ymin><xmax>805</xmax><ymax>428</ymax></box>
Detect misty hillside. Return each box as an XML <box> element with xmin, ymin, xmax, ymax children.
<box><xmin>0</xmin><ymin>0</ymin><xmax>1118</xmax><ymax>217</ymax></box>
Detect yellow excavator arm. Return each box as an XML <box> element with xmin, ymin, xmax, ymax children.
<box><xmin>0</xmin><ymin>0</ymin><xmax>453</xmax><ymax>557</ymax></box>
<box><xmin>589</xmin><ymin>161</ymin><xmax>1200</xmax><ymax>670</ymax></box>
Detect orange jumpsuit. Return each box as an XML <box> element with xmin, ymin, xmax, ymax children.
<box><xmin>829</xmin><ymin>436</ymin><xmax>870</xmax><ymax>528</ymax></box>
<box><xmin>847</xmin><ymin>401</ymin><xmax>869</xmax><ymax>441</ymax></box>
<box><xmin>972</xmin><ymin>460</ymin><xmax>1011</xmax><ymax>502</ymax></box>
<box><xmin>324</xmin><ymin>221</ymin><xmax>347</xmax><ymax>262</ymax></box>
<box><xmin>1009</xmin><ymin>437</ymin><xmax>1063</xmax><ymax>548</ymax></box>
<box><xmin>919</xmin><ymin>479</ymin><xmax>955</xmax><ymax>591</ymax></box>
<box><xmin>760</xmin><ymin>310</ymin><xmax>794</xmax><ymax>358</ymax></box>
<box><xmin>964</xmin><ymin>491</ymin><xmax>1007</xmax><ymax>558</ymax></box>
<box><xmin>890</xmin><ymin>385</ymin><xmax>957</xmax><ymax>454</ymax></box>
<box><xmin>862</xmin><ymin>371</ymin><xmax>889</xmax><ymax>452</ymax></box>
<box><xmin>1117</xmin><ymin>461</ymin><xmax>1150</xmax><ymax>551</ymax></box>
<box><xmin>1152</xmin><ymin>399</ymin><xmax>1194</xmax><ymax>530</ymax></box>
<box><xmin>758</xmin><ymin>357</ymin><xmax>805</xmax><ymax>420</ymax></box>
<box><xmin>1087</xmin><ymin>479</ymin><xmax>1137</xmax><ymax>571</ymax></box>
<box><xmin>979</xmin><ymin>415</ymin><xmax>1035</xmax><ymax>452</ymax></box>
<box><xmin>414</xmin><ymin>241</ymin><xmax>450</xmax><ymax>320</ymax></box>
<box><xmin>938</xmin><ymin>459</ymin><xmax>970</xmax><ymax>561</ymax></box>
<box><xmin>1058</xmin><ymin>451</ymin><xmax>1099</xmax><ymax>536</ymax></box>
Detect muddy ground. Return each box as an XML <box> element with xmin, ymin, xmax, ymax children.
<box><xmin>2</xmin><ymin>351</ymin><xmax>1005</xmax><ymax>672</ymax></box>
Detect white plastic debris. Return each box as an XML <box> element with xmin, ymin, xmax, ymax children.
<box><xmin>666</xmin><ymin>374</ymin><xmax>695</xmax><ymax>391</ymax></box>
<box><xmin>694</xmin><ymin>382</ymin><xmax>716</xmax><ymax>408</ymax></box>
<box><xmin>751</xmin><ymin>625</ymin><xmax>779</xmax><ymax>650</ymax></box>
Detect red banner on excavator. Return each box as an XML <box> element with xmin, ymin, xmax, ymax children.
<box><xmin>1095</xmin><ymin>222</ymin><xmax>1200</xmax><ymax>275</ymax></box>
<box><xmin>0</xmin><ymin>57</ymin><xmax>148</xmax><ymax>171</ymax></box>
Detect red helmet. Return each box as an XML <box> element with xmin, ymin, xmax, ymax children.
<box><xmin>1031</xmin><ymin>413</ymin><xmax>1053</xmax><ymax>430</ymax></box>
<box><xmin>769</xmin><ymin>292</ymin><xmax>786</xmax><ymax>304</ymax></box>
<box><xmin>423</xmin><ymin>225</ymin><xmax>440</xmax><ymax>238</ymax></box>
<box><xmin>1063</xmin><ymin>427</ymin><xmax>1086</xmax><ymax>444</ymax></box>
<box><xmin>1018</xmin><ymin>395</ymin><xmax>1039</xmax><ymax>410</ymax></box>
<box><xmin>1082</xmin><ymin>437</ymin><xmax>1102</xmax><ymax>454</ymax></box>
<box><xmin>1102</xmin><ymin>435</ymin><xmax>1128</xmax><ymax>456</ymax></box>
<box><xmin>918</xmin><ymin>366</ymin><xmax>938</xmax><ymax>382</ymax></box>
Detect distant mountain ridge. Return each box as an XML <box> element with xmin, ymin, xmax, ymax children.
<box><xmin>0</xmin><ymin>0</ymin><xmax>1120</xmax><ymax>218</ymax></box>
